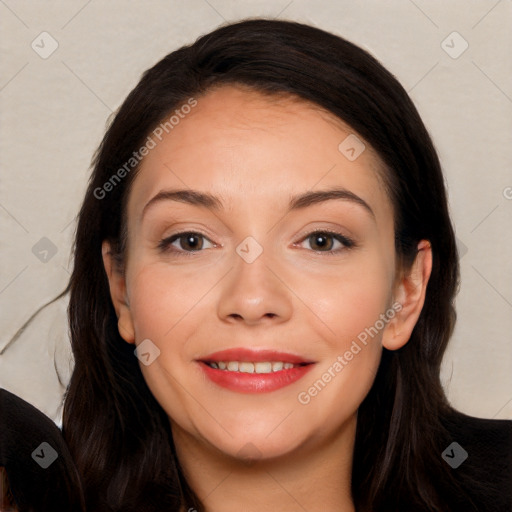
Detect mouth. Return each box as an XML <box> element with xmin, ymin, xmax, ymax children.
<box><xmin>197</xmin><ymin>348</ymin><xmax>315</xmax><ymax>393</ymax></box>
<box><xmin>204</xmin><ymin>360</ymin><xmax>308</xmax><ymax>372</ymax></box>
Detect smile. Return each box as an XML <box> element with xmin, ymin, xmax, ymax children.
<box><xmin>198</xmin><ymin>348</ymin><xmax>315</xmax><ymax>393</ymax></box>
<box><xmin>206</xmin><ymin>361</ymin><xmax>302</xmax><ymax>373</ymax></box>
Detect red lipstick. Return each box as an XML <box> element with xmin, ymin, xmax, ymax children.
<box><xmin>197</xmin><ymin>348</ymin><xmax>315</xmax><ymax>393</ymax></box>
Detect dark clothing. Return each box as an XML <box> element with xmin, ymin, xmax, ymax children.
<box><xmin>440</xmin><ymin>409</ymin><xmax>512</xmax><ymax>511</ymax></box>
<box><xmin>0</xmin><ymin>388</ymin><xmax>86</xmax><ymax>512</ymax></box>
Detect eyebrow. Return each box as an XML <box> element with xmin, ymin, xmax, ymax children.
<box><xmin>141</xmin><ymin>187</ymin><xmax>375</xmax><ymax>220</ymax></box>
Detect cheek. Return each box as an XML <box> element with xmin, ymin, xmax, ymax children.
<box><xmin>125</xmin><ymin>262</ymin><xmax>211</xmax><ymax>421</ymax></box>
<box><xmin>291</xmin><ymin>252</ymin><xmax>392</xmax><ymax>349</ymax></box>
<box><xmin>293</xmin><ymin>262</ymin><xmax>391</xmax><ymax>418</ymax></box>
<box><xmin>127</xmin><ymin>261</ymin><xmax>216</xmax><ymax>341</ymax></box>
<box><xmin>291</xmin><ymin>253</ymin><xmax>391</xmax><ymax>402</ymax></box>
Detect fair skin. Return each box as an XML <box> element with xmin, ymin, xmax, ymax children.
<box><xmin>102</xmin><ymin>84</ymin><xmax>432</xmax><ymax>512</ymax></box>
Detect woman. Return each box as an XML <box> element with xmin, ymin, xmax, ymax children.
<box><xmin>62</xmin><ymin>18</ymin><xmax>512</xmax><ymax>511</ymax></box>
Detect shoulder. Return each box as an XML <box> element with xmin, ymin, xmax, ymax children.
<box><xmin>0</xmin><ymin>387</ymin><xmax>67</xmax><ymax>463</ymax></box>
<box><xmin>440</xmin><ymin>408</ymin><xmax>512</xmax><ymax>511</ymax></box>
<box><xmin>442</xmin><ymin>408</ymin><xmax>512</xmax><ymax>461</ymax></box>
<box><xmin>0</xmin><ymin>388</ymin><xmax>86</xmax><ymax>511</ymax></box>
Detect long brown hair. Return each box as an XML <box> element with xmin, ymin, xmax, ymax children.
<box><xmin>63</xmin><ymin>18</ymin><xmax>486</xmax><ymax>511</ymax></box>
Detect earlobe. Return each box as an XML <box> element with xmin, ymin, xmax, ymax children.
<box><xmin>382</xmin><ymin>240</ymin><xmax>432</xmax><ymax>351</ymax></box>
<box><xmin>101</xmin><ymin>241</ymin><xmax>136</xmax><ymax>344</ymax></box>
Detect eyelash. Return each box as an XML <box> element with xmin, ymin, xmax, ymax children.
<box><xmin>157</xmin><ymin>229</ymin><xmax>356</xmax><ymax>257</ymax></box>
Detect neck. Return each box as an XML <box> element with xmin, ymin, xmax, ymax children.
<box><xmin>174</xmin><ymin>415</ymin><xmax>357</xmax><ymax>512</ymax></box>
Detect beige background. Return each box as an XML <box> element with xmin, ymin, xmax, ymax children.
<box><xmin>1</xmin><ymin>0</ymin><xmax>511</xmax><ymax>426</ymax></box>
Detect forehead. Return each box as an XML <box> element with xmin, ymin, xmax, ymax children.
<box><xmin>127</xmin><ymin>84</ymin><xmax>392</xmax><ymax>224</ymax></box>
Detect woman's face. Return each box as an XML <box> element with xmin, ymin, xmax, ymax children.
<box><xmin>104</xmin><ymin>84</ymin><xmax>422</xmax><ymax>462</ymax></box>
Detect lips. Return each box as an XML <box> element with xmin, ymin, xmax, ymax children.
<box><xmin>197</xmin><ymin>348</ymin><xmax>315</xmax><ymax>393</ymax></box>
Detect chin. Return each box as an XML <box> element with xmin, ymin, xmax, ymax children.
<box><xmin>216</xmin><ymin>431</ymin><xmax>306</xmax><ymax>463</ymax></box>
<box><xmin>194</xmin><ymin>414</ymin><xmax>310</xmax><ymax>462</ymax></box>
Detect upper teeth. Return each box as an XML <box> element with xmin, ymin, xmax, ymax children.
<box><xmin>208</xmin><ymin>361</ymin><xmax>296</xmax><ymax>373</ymax></box>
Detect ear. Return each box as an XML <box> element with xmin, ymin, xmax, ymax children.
<box><xmin>102</xmin><ymin>240</ymin><xmax>135</xmax><ymax>344</ymax></box>
<box><xmin>382</xmin><ymin>240</ymin><xmax>432</xmax><ymax>351</ymax></box>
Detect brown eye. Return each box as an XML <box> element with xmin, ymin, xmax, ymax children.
<box><xmin>158</xmin><ymin>231</ymin><xmax>215</xmax><ymax>254</ymax></box>
<box><xmin>297</xmin><ymin>230</ymin><xmax>355</xmax><ymax>254</ymax></box>
<box><xmin>308</xmin><ymin>232</ymin><xmax>334</xmax><ymax>251</ymax></box>
<box><xmin>177</xmin><ymin>233</ymin><xmax>204</xmax><ymax>251</ymax></box>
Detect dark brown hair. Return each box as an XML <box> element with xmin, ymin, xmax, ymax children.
<box><xmin>63</xmin><ymin>18</ymin><xmax>489</xmax><ymax>511</ymax></box>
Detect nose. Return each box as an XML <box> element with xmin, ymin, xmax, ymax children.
<box><xmin>216</xmin><ymin>246</ymin><xmax>293</xmax><ymax>326</ymax></box>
